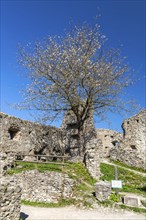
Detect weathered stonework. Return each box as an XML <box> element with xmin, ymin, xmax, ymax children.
<box><xmin>62</xmin><ymin>110</ymin><xmax>101</xmax><ymax>179</ymax></box>
<box><xmin>94</xmin><ymin>181</ymin><xmax>111</xmax><ymax>202</ymax></box>
<box><xmin>0</xmin><ymin>152</ymin><xmax>15</xmax><ymax>176</ymax></box>
<box><xmin>84</xmin><ymin>139</ymin><xmax>101</xmax><ymax>180</ymax></box>
<box><xmin>96</xmin><ymin>129</ymin><xmax>122</xmax><ymax>158</ymax></box>
<box><xmin>13</xmin><ymin>170</ymin><xmax>76</xmax><ymax>203</ymax></box>
<box><xmin>61</xmin><ymin>110</ymin><xmax>97</xmax><ymax>158</ymax></box>
<box><xmin>1</xmin><ymin>109</ymin><xmax>145</xmax><ymax>179</ymax></box>
<box><xmin>0</xmin><ymin>177</ymin><xmax>21</xmax><ymax>220</ymax></box>
<box><xmin>0</xmin><ymin>112</ymin><xmax>66</xmax><ymax>157</ymax></box>
<box><xmin>110</xmin><ymin>110</ymin><xmax>146</xmax><ymax>169</ymax></box>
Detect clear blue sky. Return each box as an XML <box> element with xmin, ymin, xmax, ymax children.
<box><xmin>1</xmin><ymin>0</ymin><xmax>145</xmax><ymax>131</ymax></box>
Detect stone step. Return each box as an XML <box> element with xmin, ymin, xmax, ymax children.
<box><xmin>122</xmin><ymin>195</ymin><xmax>146</xmax><ymax>208</ymax></box>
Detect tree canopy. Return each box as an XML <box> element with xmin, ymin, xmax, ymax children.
<box><xmin>18</xmin><ymin>22</ymin><xmax>134</xmax><ymax>129</ymax></box>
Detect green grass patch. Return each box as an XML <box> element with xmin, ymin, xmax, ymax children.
<box><xmin>141</xmin><ymin>200</ymin><xmax>146</xmax><ymax>207</ymax></box>
<box><xmin>7</xmin><ymin>161</ymin><xmax>96</xmax><ymax>187</ymax></box>
<box><xmin>120</xmin><ymin>204</ymin><xmax>146</xmax><ymax>214</ymax></box>
<box><xmin>65</xmin><ymin>162</ymin><xmax>96</xmax><ymax>186</ymax></box>
<box><xmin>97</xmin><ymin>199</ymin><xmax>114</xmax><ymax>207</ymax></box>
<box><xmin>110</xmin><ymin>160</ymin><xmax>146</xmax><ymax>174</ymax></box>
<box><xmin>7</xmin><ymin>161</ymin><xmax>62</xmax><ymax>175</ymax></box>
<box><xmin>76</xmin><ymin>183</ymin><xmax>91</xmax><ymax>192</ymax></box>
<box><xmin>21</xmin><ymin>199</ymin><xmax>74</xmax><ymax>208</ymax></box>
<box><xmin>100</xmin><ymin>163</ymin><xmax>146</xmax><ymax>196</ymax></box>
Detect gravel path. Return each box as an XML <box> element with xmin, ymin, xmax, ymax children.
<box><xmin>21</xmin><ymin>205</ymin><xmax>145</xmax><ymax>220</ymax></box>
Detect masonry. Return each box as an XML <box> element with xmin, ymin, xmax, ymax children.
<box><xmin>0</xmin><ymin>111</ymin><xmax>101</xmax><ymax>179</ymax></box>
<box><xmin>96</xmin><ymin>129</ymin><xmax>122</xmax><ymax>158</ymax></box>
<box><xmin>0</xmin><ymin>112</ymin><xmax>66</xmax><ymax>157</ymax></box>
<box><xmin>1</xmin><ymin>109</ymin><xmax>146</xmax><ymax>172</ymax></box>
<box><xmin>110</xmin><ymin>110</ymin><xmax>146</xmax><ymax>169</ymax></box>
<box><xmin>0</xmin><ymin>176</ymin><xmax>21</xmax><ymax>220</ymax></box>
<box><xmin>13</xmin><ymin>170</ymin><xmax>76</xmax><ymax>203</ymax></box>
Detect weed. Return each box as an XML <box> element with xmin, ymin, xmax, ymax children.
<box><xmin>141</xmin><ymin>200</ymin><xmax>146</xmax><ymax>207</ymax></box>
<box><xmin>120</xmin><ymin>204</ymin><xmax>146</xmax><ymax>214</ymax></box>
<box><xmin>21</xmin><ymin>198</ymin><xmax>75</xmax><ymax>208</ymax></box>
<box><xmin>110</xmin><ymin>193</ymin><xmax>121</xmax><ymax>202</ymax></box>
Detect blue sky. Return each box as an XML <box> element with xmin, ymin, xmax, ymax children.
<box><xmin>1</xmin><ymin>0</ymin><xmax>145</xmax><ymax>131</ymax></box>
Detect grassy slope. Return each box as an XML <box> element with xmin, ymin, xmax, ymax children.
<box><xmin>8</xmin><ymin>160</ymin><xmax>146</xmax><ymax>211</ymax></box>
<box><xmin>110</xmin><ymin>159</ymin><xmax>146</xmax><ymax>174</ymax></box>
<box><xmin>100</xmin><ymin>163</ymin><xmax>146</xmax><ymax>196</ymax></box>
<box><xmin>9</xmin><ymin>161</ymin><xmax>97</xmax><ymax>208</ymax></box>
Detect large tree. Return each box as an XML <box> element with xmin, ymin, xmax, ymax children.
<box><xmin>18</xmin><ymin>23</ymin><xmax>134</xmax><ymax>143</ymax></box>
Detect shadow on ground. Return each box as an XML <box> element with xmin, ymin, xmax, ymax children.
<box><xmin>20</xmin><ymin>212</ymin><xmax>29</xmax><ymax>220</ymax></box>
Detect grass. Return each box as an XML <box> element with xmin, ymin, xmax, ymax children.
<box><xmin>141</xmin><ymin>200</ymin><xmax>146</xmax><ymax>207</ymax></box>
<box><xmin>8</xmin><ymin>161</ymin><xmax>96</xmax><ymax>186</ymax></box>
<box><xmin>110</xmin><ymin>159</ymin><xmax>146</xmax><ymax>174</ymax></box>
<box><xmin>119</xmin><ymin>204</ymin><xmax>146</xmax><ymax>214</ymax></box>
<box><xmin>8</xmin><ymin>160</ymin><xmax>146</xmax><ymax>211</ymax></box>
<box><xmin>7</xmin><ymin>161</ymin><xmax>96</xmax><ymax>185</ymax></box>
<box><xmin>7</xmin><ymin>161</ymin><xmax>62</xmax><ymax>175</ymax></box>
<box><xmin>65</xmin><ymin>162</ymin><xmax>97</xmax><ymax>185</ymax></box>
<box><xmin>97</xmin><ymin>199</ymin><xmax>114</xmax><ymax>207</ymax></box>
<box><xmin>21</xmin><ymin>198</ymin><xmax>75</xmax><ymax>208</ymax></box>
<box><xmin>7</xmin><ymin>160</ymin><xmax>97</xmax><ymax>208</ymax></box>
<box><xmin>100</xmin><ymin>163</ymin><xmax>146</xmax><ymax>196</ymax></box>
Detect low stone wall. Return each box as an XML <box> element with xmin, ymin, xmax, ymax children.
<box><xmin>0</xmin><ymin>177</ymin><xmax>21</xmax><ymax>220</ymax></box>
<box><xmin>14</xmin><ymin>170</ymin><xmax>76</xmax><ymax>203</ymax></box>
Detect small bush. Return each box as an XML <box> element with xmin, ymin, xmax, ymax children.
<box><xmin>110</xmin><ymin>193</ymin><xmax>121</xmax><ymax>202</ymax></box>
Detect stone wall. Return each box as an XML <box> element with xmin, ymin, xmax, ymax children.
<box><xmin>62</xmin><ymin>110</ymin><xmax>101</xmax><ymax>179</ymax></box>
<box><xmin>84</xmin><ymin>138</ymin><xmax>102</xmax><ymax>179</ymax></box>
<box><xmin>0</xmin><ymin>111</ymin><xmax>101</xmax><ymax>179</ymax></box>
<box><xmin>0</xmin><ymin>177</ymin><xmax>21</xmax><ymax>220</ymax></box>
<box><xmin>61</xmin><ymin>110</ymin><xmax>97</xmax><ymax>158</ymax></box>
<box><xmin>0</xmin><ymin>112</ymin><xmax>66</xmax><ymax>157</ymax></box>
<box><xmin>13</xmin><ymin>170</ymin><xmax>76</xmax><ymax>203</ymax></box>
<box><xmin>0</xmin><ymin>152</ymin><xmax>15</xmax><ymax>176</ymax></box>
<box><xmin>110</xmin><ymin>110</ymin><xmax>146</xmax><ymax>169</ymax></box>
<box><xmin>96</xmin><ymin>129</ymin><xmax>122</xmax><ymax>158</ymax></box>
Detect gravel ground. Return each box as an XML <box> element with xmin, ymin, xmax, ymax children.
<box><xmin>21</xmin><ymin>205</ymin><xmax>146</xmax><ymax>220</ymax></box>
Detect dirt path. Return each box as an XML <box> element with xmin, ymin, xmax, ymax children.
<box><xmin>21</xmin><ymin>205</ymin><xmax>145</xmax><ymax>220</ymax></box>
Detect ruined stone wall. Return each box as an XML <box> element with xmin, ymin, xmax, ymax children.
<box><xmin>13</xmin><ymin>170</ymin><xmax>76</xmax><ymax>203</ymax></box>
<box><xmin>96</xmin><ymin>129</ymin><xmax>122</xmax><ymax>158</ymax></box>
<box><xmin>0</xmin><ymin>177</ymin><xmax>21</xmax><ymax>220</ymax></box>
<box><xmin>0</xmin><ymin>152</ymin><xmax>15</xmax><ymax>176</ymax></box>
<box><xmin>85</xmin><ymin>138</ymin><xmax>102</xmax><ymax>179</ymax></box>
<box><xmin>0</xmin><ymin>112</ymin><xmax>66</xmax><ymax>157</ymax></box>
<box><xmin>61</xmin><ymin>110</ymin><xmax>97</xmax><ymax>158</ymax></box>
<box><xmin>61</xmin><ymin>110</ymin><xmax>101</xmax><ymax>179</ymax></box>
<box><xmin>110</xmin><ymin>110</ymin><xmax>146</xmax><ymax>169</ymax></box>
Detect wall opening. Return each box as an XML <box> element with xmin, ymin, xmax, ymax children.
<box><xmin>130</xmin><ymin>145</ymin><xmax>137</xmax><ymax>150</ymax></box>
<box><xmin>8</xmin><ymin>127</ymin><xmax>20</xmax><ymax>140</ymax></box>
<box><xmin>112</xmin><ymin>140</ymin><xmax>119</xmax><ymax>147</ymax></box>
